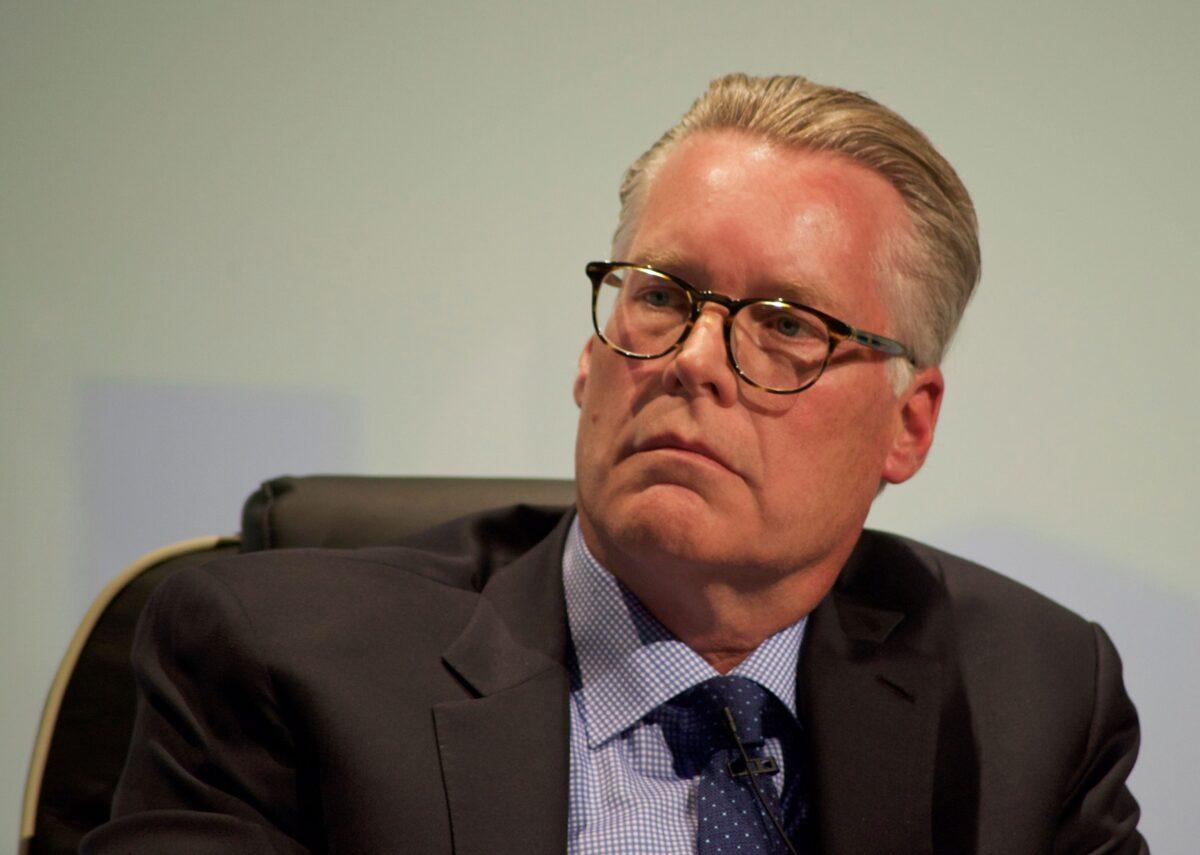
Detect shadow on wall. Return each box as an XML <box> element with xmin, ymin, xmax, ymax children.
<box><xmin>78</xmin><ymin>379</ymin><xmax>364</xmax><ymax>608</ymax></box>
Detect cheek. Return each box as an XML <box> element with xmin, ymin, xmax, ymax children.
<box><xmin>757</xmin><ymin>385</ymin><xmax>894</xmax><ymax>500</ymax></box>
<box><xmin>576</xmin><ymin>351</ymin><xmax>638</xmax><ymax>456</ymax></box>
<box><xmin>582</xmin><ymin>347</ymin><xmax>660</xmax><ymax>416</ymax></box>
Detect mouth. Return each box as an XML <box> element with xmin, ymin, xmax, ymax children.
<box><xmin>632</xmin><ymin>433</ymin><xmax>735</xmax><ymax>473</ymax></box>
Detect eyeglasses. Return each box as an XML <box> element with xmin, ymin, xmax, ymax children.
<box><xmin>586</xmin><ymin>261</ymin><xmax>912</xmax><ymax>394</ymax></box>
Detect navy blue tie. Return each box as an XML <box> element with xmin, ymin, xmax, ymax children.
<box><xmin>671</xmin><ymin>676</ymin><xmax>793</xmax><ymax>854</ymax></box>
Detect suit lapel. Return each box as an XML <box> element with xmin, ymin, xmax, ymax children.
<box><xmin>433</xmin><ymin>512</ymin><xmax>573</xmax><ymax>855</ymax></box>
<box><xmin>800</xmin><ymin>533</ymin><xmax>948</xmax><ymax>855</ymax></box>
<box><xmin>428</xmin><ymin>514</ymin><xmax>950</xmax><ymax>854</ymax></box>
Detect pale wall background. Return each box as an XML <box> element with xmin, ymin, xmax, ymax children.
<box><xmin>3</xmin><ymin>1</ymin><xmax>1197</xmax><ymax>850</ymax></box>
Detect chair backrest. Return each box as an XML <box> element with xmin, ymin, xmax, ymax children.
<box><xmin>20</xmin><ymin>475</ymin><xmax>574</xmax><ymax>855</ymax></box>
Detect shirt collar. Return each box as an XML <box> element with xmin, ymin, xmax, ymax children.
<box><xmin>562</xmin><ymin>516</ymin><xmax>807</xmax><ymax>749</ymax></box>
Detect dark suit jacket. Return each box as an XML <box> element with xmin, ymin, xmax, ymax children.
<box><xmin>82</xmin><ymin>506</ymin><xmax>1146</xmax><ymax>854</ymax></box>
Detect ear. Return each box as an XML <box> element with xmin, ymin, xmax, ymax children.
<box><xmin>573</xmin><ymin>337</ymin><xmax>595</xmax><ymax>408</ymax></box>
<box><xmin>881</xmin><ymin>365</ymin><xmax>944</xmax><ymax>485</ymax></box>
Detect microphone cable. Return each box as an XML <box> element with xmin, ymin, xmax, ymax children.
<box><xmin>722</xmin><ymin>706</ymin><xmax>799</xmax><ymax>855</ymax></box>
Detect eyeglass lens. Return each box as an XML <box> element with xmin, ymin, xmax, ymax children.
<box><xmin>593</xmin><ymin>266</ymin><xmax>831</xmax><ymax>392</ymax></box>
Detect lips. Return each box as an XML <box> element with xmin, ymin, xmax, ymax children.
<box><xmin>632</xmin><ymin>433</ymin><xmax>735</xmax><ymax>473</ymax></box>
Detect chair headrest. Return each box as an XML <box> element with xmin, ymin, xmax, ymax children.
<box><xmin>240</xmin><ymin>475</ymin><xmax>575</xmax><ymax>551</ymax></box>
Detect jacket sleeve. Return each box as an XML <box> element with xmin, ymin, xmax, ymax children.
<box><xmin>1053</xmin><ymin>623</ymin><xmax>1148</xmax><ymax>855</ymax></box>
<box><xmin>80</xmin><ymin>566</ymin><xmax>313</xmax><ymax>854</ymax></box>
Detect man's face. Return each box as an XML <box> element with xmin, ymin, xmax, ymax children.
<box><xmin>574</xmin><ymin>130</ymin><xmax>942</xmax><ymax>584</ymax></box>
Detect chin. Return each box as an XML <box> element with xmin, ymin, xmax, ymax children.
<box><xmin>587</xmin><ymin>482</ymin><xmax>741</xmax><ymax>570</ymax></box>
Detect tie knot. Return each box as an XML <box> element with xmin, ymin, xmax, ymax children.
<box><xmin>696</xmin><ymin>675</ymin><xmax>772</xmax><ymax>744</ymax></box>
<box><xmin>653</xmin><ymin>676</ymin><xmax>787</xmax><ymax>778</ymax></box>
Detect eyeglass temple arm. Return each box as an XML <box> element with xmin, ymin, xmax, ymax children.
<box><xmin>846</xmin><ymin>328</ymin><xmax>911</xmax><ymax>360</ymax></box>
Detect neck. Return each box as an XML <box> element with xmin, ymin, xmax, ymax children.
<box><xmin>578</xmin><ymin>516</ymin><xmax>850</xmax><ymax>674</ymax></box>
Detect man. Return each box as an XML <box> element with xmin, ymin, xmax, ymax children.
<box><xmin>84</xmin><ymin>74</ymin><xmax>1145</xmax><ymax>853</ymax></box>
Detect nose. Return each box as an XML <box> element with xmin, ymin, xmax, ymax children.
<box><xmin>661</xmin><ymin>305</ymin><xmax>740</xmax><ymax>406</ymax></box>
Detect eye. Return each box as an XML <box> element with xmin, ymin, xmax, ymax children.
<box><xmin>744</xmin><ymin>303</ymin><xmax>825</xmax><ymax>344</ymax></box>
<box><xmin>642</xmin><ymin>288</ymin><xmax>673</xmax><ymax>307</ymax></box>
<box><xmin>772</xmin><ymin>314</ymin><xmax>802</xmax><ymax>337</ymax></box>
<box><xmin>625</xmin><ymin>279</ymin><xmax>685</xmax><ymax>312</ymax></box>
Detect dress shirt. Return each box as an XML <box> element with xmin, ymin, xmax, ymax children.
<box><xmin>563</xmin><ymin>517</ymin><xmax>808</xmax><ymax>854</ymax></box>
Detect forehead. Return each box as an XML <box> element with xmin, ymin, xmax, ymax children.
<box><xmin>627</xmin><ymin>131</ymin><xmax>909</xmax><ymax>317</ymax></box>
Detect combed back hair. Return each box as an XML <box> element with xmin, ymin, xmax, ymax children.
<box><xmin>613</xmin><ymin>73</ymin><xmax>981</xmax><ymax>375</ymax></box>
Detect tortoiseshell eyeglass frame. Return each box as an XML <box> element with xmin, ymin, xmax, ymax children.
<box><xmin>586</xmin><ymin>261</ymin><xmax>914</xmax><ymax>395</ymax></box>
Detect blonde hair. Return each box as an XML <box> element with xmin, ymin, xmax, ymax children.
<box><xmin>614</xmin><ymin>73</ymin><xmax>980</xmax><ymax>374</ymax></box>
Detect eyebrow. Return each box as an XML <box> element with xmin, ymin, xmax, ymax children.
<box><xmin>629</xmin><ymin>249</ymin><xmax>834</xmax><ymax>310</ymax></box>
<box><xmin>630</xmin><ymin>248</ymin><xmax>691</xmax><ymax>276</ymax></box>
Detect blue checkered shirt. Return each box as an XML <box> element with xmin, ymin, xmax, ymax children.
<box><xmin>563</xmin><ymin>517</ymin><xmax>808</xmax><ymax>854</ymax></box>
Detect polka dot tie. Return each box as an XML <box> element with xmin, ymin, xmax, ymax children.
<box><xmin>679</xmin><ymin>676</ymin><xmax>793</xmax><ymax>854</ymax></box>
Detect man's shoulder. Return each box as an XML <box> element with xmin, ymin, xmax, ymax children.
<box><xmin>193</xmin><ymin>542</ymin><xmax>482</xmax><ymax>601</ymax></box>
<box><xmin>138</xmin><ymin>545</ymin><xmax>478</xmax><ymax>670</ymax></box>
<box><xmin>857</xmin><ymin>529</ymin><xmax>1103</xmax><ymax>694</ymax></box>
<box><xmin>174</xmin><ymin>501</ymin><xmax>568</xmax><ymax>600</ymax></box>
<box><xmin>867</xmin><ymin>529</ymin><xmax>1093</xmax><ymax>636</ymax></box>
<box><xmin>144</xmin><ymin>503</ymin><xmax>571</xmax><ymax>657</ymax></box>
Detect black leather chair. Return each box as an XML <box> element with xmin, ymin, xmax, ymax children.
<box><xmin>19</xmin><ymin>475</ymin><xmax>574</xmax><ymax>855</ymax></box>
